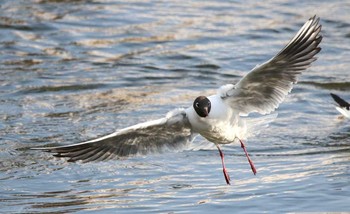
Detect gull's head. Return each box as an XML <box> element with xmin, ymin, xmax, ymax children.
<box><xmin>193</xmin><ymin>96</ymin><xmax>211</xmax><ymax>118</ymax></box>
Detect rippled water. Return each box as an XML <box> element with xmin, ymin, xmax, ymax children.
<box><xmin>1</xmin><ymin>0</ymin><xmax>350</xmax><ymax>213</ymax></box>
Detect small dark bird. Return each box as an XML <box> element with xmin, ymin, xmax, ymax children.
<box><xmin>330</xmin><ymin>93</ymin><xmax>350</xmax><ymax>118</ymax></box>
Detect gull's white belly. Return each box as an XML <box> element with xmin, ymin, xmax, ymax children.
<box><xmin>197</xmin><ymin>118</ymin><xmax>247</xmax><ymax>144</ymax></box>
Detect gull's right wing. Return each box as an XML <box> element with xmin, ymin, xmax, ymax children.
<box><xmin>32</xmin><ymin>108</ymin><xmax>194</xmax><ymax>162</ymax></box>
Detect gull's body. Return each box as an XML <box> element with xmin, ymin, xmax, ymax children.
<box><xmin>33</xmin><ymin>16</ymin><xmax>322</xmax><ymax>185</ymax></box>
<box><xmin>186</xmin><ymin>94</ymin><xmax>242</xmax><ymax>144</ymax></box>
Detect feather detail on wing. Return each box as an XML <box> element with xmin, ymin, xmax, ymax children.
<box><xmin>32</xmin><ymin>108</ymin><xmax>194</xmax><ymax>162</ymax></box>
<box><xmin>221</xmin><ymin>15</ymin><xmax>322</xmax><ymax>116</ymax></box>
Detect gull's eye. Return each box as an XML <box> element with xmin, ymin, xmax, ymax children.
<box><xmin>195</xmin><ymin>102</ymin><xmax>199</xmax><ymax>108</ymax></box>
<box><xmin>208</xmin><ymin>102</ymin><xmax>211</xmax><ymax>107</ymax></box>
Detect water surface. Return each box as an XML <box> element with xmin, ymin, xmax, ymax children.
<box><xmin>1</xmin><ymin>0</ymin><xmax>350</xmax><ymax>213</ymax></box>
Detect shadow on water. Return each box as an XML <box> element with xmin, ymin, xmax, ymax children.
<box><xmin>301</xmin><ymin>81</ymin><xmax>350</xmax><ymax>91</ymax></box>
<box><xmin>25</xmin><ymin>188</ymin><xmax>136</xmax><ymax>212</ymax></box>
<box><xmin>15</xmin><ymin>84</ymin><xmax>107</xmax><ymax>95</ymax></box>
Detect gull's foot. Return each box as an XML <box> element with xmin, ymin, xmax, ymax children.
<box><xmin>223</xmin><ymin>168</ymin><xmax>231</xmax><ymax>185</ymax></box>
<box><xmin>248</xmin><ymin>158</ymin><xmax>257</xmax><ymax>175</ymax></box>
<box><xmin>239</xmin><ymin>139</ymin><xmax>257</xmax><ymax>175</ymax></box>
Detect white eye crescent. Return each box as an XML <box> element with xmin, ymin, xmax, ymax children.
<box><xmin>195</xmin><ymin>102</ymin><xmax>199</xmax><ymax>108</ymax></box>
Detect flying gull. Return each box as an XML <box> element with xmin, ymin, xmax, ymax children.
<box><xmin>33</xmin><ymin>16</ymin><xmax>322</xmax><ymax>185</ymax></box>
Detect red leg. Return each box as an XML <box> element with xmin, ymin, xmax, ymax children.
<box><xmin>239</xmin><ymin>139</ymin><xmax>257</xmax><ymax>175</ymax></box>
<box><xmin>216</xmin><ymin>145</ymin><xmax>231</xmax><ymax>185</ymax></box>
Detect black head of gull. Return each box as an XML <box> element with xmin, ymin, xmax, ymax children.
<box><xmin>193</xmin><ymin>96</ymin><xmax>211</xmax><ymax>117</ymax></box>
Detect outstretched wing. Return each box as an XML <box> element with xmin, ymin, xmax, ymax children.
<box><xmin>32</xmin><ymin>108</ymin><xmax>194</xmax><ymax>162</ymax></box>
<box><xmin>221</xmin><ymin>16</ymin><xmax>322</xmax><ymax>116</ymax></box>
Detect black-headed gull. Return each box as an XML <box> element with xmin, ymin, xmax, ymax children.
<box><xmin>330</xmin><ymin>93</ymin><xmax>350</xmax><ymax>118</ymax></box>
<box><xmin>33</xmin><ymin>16</ymin><xmax>322</xmax><ymax>185</ymax></box>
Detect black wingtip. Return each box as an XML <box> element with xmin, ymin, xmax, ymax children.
<box><xmin>330</xmin><ymin>93</ymin><xmax>340</xmax><ymax>102</ymax></box>
<box><xmin>310</xmin><ymin>15</ymin><xmax>319</xmax><ymax>21</ymax></box>
<box><xmin>330</xmin><ymin>93</ymin><xmax>350</xmax><ymax>110</ymax></box>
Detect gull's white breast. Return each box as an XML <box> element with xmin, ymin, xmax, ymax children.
<box><xmin>186</xmin><ymin>94</ymin><xmax>246</xmax><ymax>144</ymax></box>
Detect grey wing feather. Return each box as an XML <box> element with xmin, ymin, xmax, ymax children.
<box><xmin>222</xmin><ymin>15</ymin><xmax>322</xmax><ymax>116</ymax></box>
<box><xmin>32</xmin><ymin>108</ymin><xmax>194</xmax><ymax>162</ymax></box>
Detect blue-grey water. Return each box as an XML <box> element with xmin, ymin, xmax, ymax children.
<box><xmin>1</xmin><ymin>0</ymin><xmax>350</xmax><ymax>213</ymax></box>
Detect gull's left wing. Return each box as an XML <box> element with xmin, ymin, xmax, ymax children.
<box><xmin>32</xmin><ymin>109</ymin><xmax>194</xmax><ymax>162</ymax></box>
<box><xmin>220</xmin><ymin>16</ymin><xmax>322</xmax><ymax>116</ymax></box>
